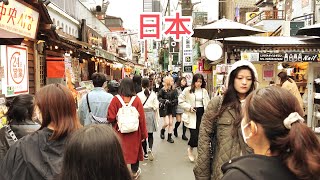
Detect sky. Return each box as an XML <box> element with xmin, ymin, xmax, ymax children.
<box><xmin>82</xmin><ymin>0</ymin><xmax>219</xmax><ymax>31</ymax></box>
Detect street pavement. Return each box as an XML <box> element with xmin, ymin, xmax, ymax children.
<box><xmin>139</xmin><ymin>123</ymin><xmax>195</xmax><ymax>180</ymax></box>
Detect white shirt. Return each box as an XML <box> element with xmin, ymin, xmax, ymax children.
<box><xmin>137</xmin><ymin>89</ymin><xmax>159</xmax><ymax>110</ymax></box>
<box><xmin>195</xmin><ymin>88</ymin><xmax>204</xmax><ymax>107</ymax></box>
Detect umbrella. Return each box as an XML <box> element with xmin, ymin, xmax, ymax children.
<box><xmin>296</xmin><ymin>23</ymin><xmax>320</xmax><ymax>36</ymax></box>
<box><xmin>192</xmin><ymin>18</ymin><xmax>266</xmax><ymax>40</ymax></box>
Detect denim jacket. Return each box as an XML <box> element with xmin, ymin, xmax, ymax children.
<box><xmin>79</xmin><ymin>87</ymin><xmax>113</xmax><ymax>125</ymax></box>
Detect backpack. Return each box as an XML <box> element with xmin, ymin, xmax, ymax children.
<box><xmin>115</xmin><ymin>95</ymin><xmax>140</xmax><ymax>133</ymax></box>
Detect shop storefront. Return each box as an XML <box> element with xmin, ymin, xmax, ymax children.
<box><xmin>220</xmin><ymin>36</ymin><xmax>320</xmax><ymax>132</ymax></box>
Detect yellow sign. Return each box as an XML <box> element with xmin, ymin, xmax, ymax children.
<box><xmin>246</xmin><ymin>12</ymin><xmax>258</xmax><ymax>22</ymax></box>
<box><xmin>0</xmin><ymin>0</ymin><xmax>39</xmax><ymax>39</ymax></box>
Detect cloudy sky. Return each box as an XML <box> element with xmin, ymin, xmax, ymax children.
<box><xmin>82</xmin><ymin>0</ymin><xmax>219</xmax><ymax>30</ymax></box>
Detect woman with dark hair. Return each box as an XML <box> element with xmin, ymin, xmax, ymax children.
<box><xmin>137</xmin><ymin>78</ymin><xmax>159</xmax><ymax>161</ymax></box>
<box><xmin>174</xmin><ymin>77</ymin><xmax>188</xmax><ymax>140</ymax></box>
<box><xmin>0</xmin><ymin>94</ymin><xmax>40</xmax><ymax>162</ymax></box>
<box><xmin>60</xmin><ymin>124</ymin><xmax>132</xmax><ymax>180</ymax></box>
<box><xmin>158</xmin><ymin>76</ymin><xmax>178</xmax><ymax>143</ymax></box>
<box><xmin>133</xmin><ymin>75</ymin><xmax>142</xmax><ymax>93</ymax></box>
<box><xmin>0</xmin><ymin>84</ymin><xmax>82</xmax><ymax>180</ymax></box>
<box><xmin>277</xmin><ymin>71</ymin><xmax>303</xmax><ymax>111</ymax></box>
<box><xmin>178</xmin><ymin>74</ymin><xmax>210</xmax><ymax>162</ymax></box>
<box><xmin>107</xmin><ymin>78</ymin><xmax>148</xmax><ymax>179</ymax></box>
<box><xmin>194</xmin><ymin>60</ymin><xmax>258</xmax><ymax>179</ymax></box>
<box><xmin>222</xmin><ymin>86</ymin><xmax>320</xmax><ymax>180</ymax></box>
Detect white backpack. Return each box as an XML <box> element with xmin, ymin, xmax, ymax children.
<box><xmin>115</xmin><ymin>95</ymin><xmax>140</xmax><ymax>133</ymax></box>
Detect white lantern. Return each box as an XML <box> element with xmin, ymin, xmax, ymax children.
<box><xmin>205</xmin><ymin>44</ymin><xmax>223</xmax><ymax>61</ymax></box>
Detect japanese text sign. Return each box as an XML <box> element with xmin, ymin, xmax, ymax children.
<box><xmin>139</xmin><ymin>12</ymin><xmax>193</xmax><ymax>41</ymax></box>
<box><xmin>1</xmin><ymin>45</ymin><xmax>29</xmax><ymax>97</ymax></box>
<box><xmin>0</xmin><ymin>0</ymin><xmax>39</xmax><ymax>39</ymax></box>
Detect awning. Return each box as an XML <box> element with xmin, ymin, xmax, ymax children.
<box><xmin>218</xmin><ymin>36</ymin><xmax>320</xmax><ymax>45</ymax></box>
<box><xmin>56</xmin><ymin>31</ymin><xmax>92</xmax><ymax>48</ymax></box>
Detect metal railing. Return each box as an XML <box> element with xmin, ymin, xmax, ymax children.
<box><xmin>291</xmin><ymin>13</ymin><xmax>315</xmax><ymax>26</ymax></box>
<box><xmin>245</xmin><ymin>10</ymin><xmax>286</xmax><ymax>26</ymax></box>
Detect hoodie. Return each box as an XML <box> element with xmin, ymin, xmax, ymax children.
<box><xmin>221</xmin><ymin>154</ymin><xmax>298</xmax><ymax>180</ymax></box>
<box><xmin>225</xmin><ymin>60</ymin><xmax>259</xmax><ymax>90</ymax></box>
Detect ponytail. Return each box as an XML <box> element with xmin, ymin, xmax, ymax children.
<box><xmin>144</xmin><ymin>88</ymin><xmax>150</xmax><ymax>97</ymax></box>
<box><xmin>273</xmin><ymin>122</ymin><xmax>320</xmax><ymax>180</ymax></box>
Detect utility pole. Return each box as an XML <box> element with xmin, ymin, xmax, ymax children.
<box><xmin>167</xmin><ymin>0</ymin><xmax>173</xmax><ymax>72</ymax></box>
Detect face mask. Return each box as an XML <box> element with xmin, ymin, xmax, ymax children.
<box><xmin>241</xmin><ymin>121</ymin><xmax>257</xmax><ymax>144</ymax></box>
<box><xmin>241</xmin><ymin>122</ymin><xmax>250</xmax><ymax>144</ymax></box>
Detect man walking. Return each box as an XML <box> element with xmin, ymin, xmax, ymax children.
<box><xmin>79</xmin><ymin>73</ymin><xmax>113</xmax><ymax>125</ymax></box>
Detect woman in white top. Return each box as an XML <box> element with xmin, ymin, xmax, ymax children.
<box><xmin>179</xmin><ymin>74</ymin><xmax>210</xmax><ymax>162</ymax></box>
<box><xmin>137</xmin><ymin>78</ymin><xmax>159</xmax><ymax>161</ymax></box>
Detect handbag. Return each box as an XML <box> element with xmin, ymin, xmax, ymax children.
<box><xmin>209</xmin><ymin>96</ymin><xmax>223</xmax><ymax>172</ymax></box>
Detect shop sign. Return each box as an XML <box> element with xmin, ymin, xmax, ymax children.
<box><xmin>0</xmin><ymin>45</ymin><xmax>29</xmax><ymax>97</ymax></box>
<box><xmin>242</xmin><ymin>52</ymin><xmax>319</xmax><ymax>62</ymax></box>
<box><xmin>95</xmin><ymin>49</ymin><xmax>115</xmax><ymax>61</ymax></box>
<box><xmin>0</xmin><ymin>0</ymin><xmax>39</xmax><ymax>39</ymax></box>
<box><xmin>259</xmin><ymin>52</ymin><xmax>319</xmax><ymax>62</ymax></box>
<box><xmin>183</xmin><ymin>36</ymin><xmax>193</xmax><ymax>70</ymax></box>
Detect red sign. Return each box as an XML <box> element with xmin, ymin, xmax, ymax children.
<box><xmin>139</xmin><ymin>12</ymin><xmax>193</xmax><ymax>41</ymax></box>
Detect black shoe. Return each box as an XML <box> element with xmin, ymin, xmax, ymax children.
<box><xmin>182</xmin><ymin>135</ymin><xmax>188</xmax><ymax>141</ymax></box>
<box><xmin>167</xmin><ymin>133</ymin><xmax>174</xmax><ymax>143</ymax></box>
<box><xmin>173</xmin><ymin>128</ymin><xmax>178</xmax><ymax>137</ymax></box>
<box><xmin>160</xmin><ymin>129</ymin><xmax>165</xmax><ymax>139</ymax></box>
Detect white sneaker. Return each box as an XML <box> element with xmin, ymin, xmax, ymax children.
<box><xmin>147</xmin><ymin>149</ymin><xmax>154</xmax><ymax>161</ymax></box>
<box><xmin>187</xmin><ymin>147</ymin><xmax>195</xmax><ymax>162</ymax></box>
<box><xmin>133</xmin><ymin>167</ymin><xmax>141</xmax><ymax>180</ymax></box>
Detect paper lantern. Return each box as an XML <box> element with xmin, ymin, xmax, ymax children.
<box><xmin>205</xmin><ymin>44</ymin><xmax>223</xmax><ymax>61</ymax></box>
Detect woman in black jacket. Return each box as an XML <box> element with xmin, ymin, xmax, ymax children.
<box><xmin>0</xmin><ymin>94</ymin><xmax>40</xmax><ymax>162</ymax></box>
<box><xmin>158</xmin><ymin>76</ymin><xmax>178</xmax><ymax>143</ymax></box>
<box><xmin>0</xmin><ymin>84</ymin><xmax>82</xmax><ymax>180</ymax></box>
<box><xmin>222</xmin><ymin>86</ymin><xmax>320</xmax><ymax>180</ymax></box>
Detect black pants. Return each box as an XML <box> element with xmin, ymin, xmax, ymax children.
<box><xmin>142</xmin><ymin>133</ymin><xmax>154</xmax><ymax>154</ymax></box>
<box><xmin>131</xmin><ymin>161</ymin><xmax>139</xmax><ymax>173</ymax></box>
<box><xmin>188</xmin><ymin>107</ymin><xmax>204</xmax><ymax>148</ymax></box>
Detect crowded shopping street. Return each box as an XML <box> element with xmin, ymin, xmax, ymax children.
<box><xmin>0</xmin><ymin>0</ymin><xmax>320</xmax><ymax>180</ymax></box>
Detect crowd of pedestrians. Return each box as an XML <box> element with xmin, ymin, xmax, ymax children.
<box><xmin>0</xmin><ymin>62</ymin><xmax>319</xmax><ymax>180</ymax></box>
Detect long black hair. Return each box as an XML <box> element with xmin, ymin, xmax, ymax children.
<box><xmin>218</xmin><ymin>66</ymin><xmax>256</xmax><ymax>136</ymax></box>
<box><xmin>190</xmin><ymin>73</ymin><xmax>206</xmax><ymax>93</ymax></box>
<box><xmin>60</xmin><ymin>124</ymin><xmax>131</xmax><ymax>180</ymax></box>
<box><xmin>133</xmin><ymin>75</ymin><xmax>142</xmax><ymax>93</ymax></box>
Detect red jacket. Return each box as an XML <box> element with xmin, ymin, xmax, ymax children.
<box><xmin>107</xmin><ymin>95</ymin><xmax>148</xmax><ymax>164</ymax></box>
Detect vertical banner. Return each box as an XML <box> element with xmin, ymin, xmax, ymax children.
<box><xmin>182</xmin><ymin>36</ymin><xmax>193</xmax><ymax>72</ymax></box>
<box><xmin>2</xmin><ymin>45</ymin><xmax>29</xmax><ymax>97</ymax></box>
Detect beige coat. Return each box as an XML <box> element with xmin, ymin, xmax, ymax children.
<box><xmin>282</xmin><ymin>79</ymin><xmax>304</xmax><ymax>111</ymax></box>
<box><xmin>178</xmin><ymin>87</ymin><xmax>210</xmax><ymax>129</ymax></box>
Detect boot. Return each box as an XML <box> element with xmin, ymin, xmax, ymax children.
<box><xmin>173</xmin><ymin>122</ymin><xmax>180</xmax><ymax>137</ymax></box>
<box><xmin>167</xmin><ymin>133</ymin><xmax>174</xmax><ymax>143</ymax></box>
<box><xmin>173</xmin><ymin>128</ymin><xmax>178</xmax><ymax>137</ymax></box>
<box><xmin>182</xmin><ymin>123</ymin><xmax>188</xmax><ymax>140</ymax></box>
<box><xmin>160</xmin><ymin>129</ymin><xmax>165</xmax><ymax>139</ymax></box>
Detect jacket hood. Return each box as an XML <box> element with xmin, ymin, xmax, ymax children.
<box><xmin>225</xmin><ymin>60</ymin><xmax>258</xmax><ymax>89</ymax></box>
<box><xmin>221</xmin><ymin>154</ymin><xmax>297</xmax><ymax>180</ymax></box>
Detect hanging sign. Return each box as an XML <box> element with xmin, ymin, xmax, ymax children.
<box><xmin>0</xmin><ymin>0</ymin><xmax>40</xmax><ymax>39</ymax></box>
<box><xmin>1</xmin><ymin>45</ymin><xmax>29</xmax><ymax>96</ymax></box>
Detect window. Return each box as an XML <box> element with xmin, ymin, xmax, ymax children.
<box><xmin>69</xmin><ymin>27</ymin><xmax>71</xmax><ymax>34</ymax></box>
<box><xmin>52</xmin><ymin>18</ymin><xmax>56</xmax><ymax>25</ymax></box>
<box><xmin>61</xmin><ymin>23</ymin><xmax>64</xmax><ymax>32</ymax></box>
<box><xmin>57</xmin><ymin>20</ymin><xmax>60</xmax><ymax>27</ymax></box>
<box><xmin>72</xmin><ymin>29</ymin><xmax>74</xmax><ymax>36</ymax></box>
